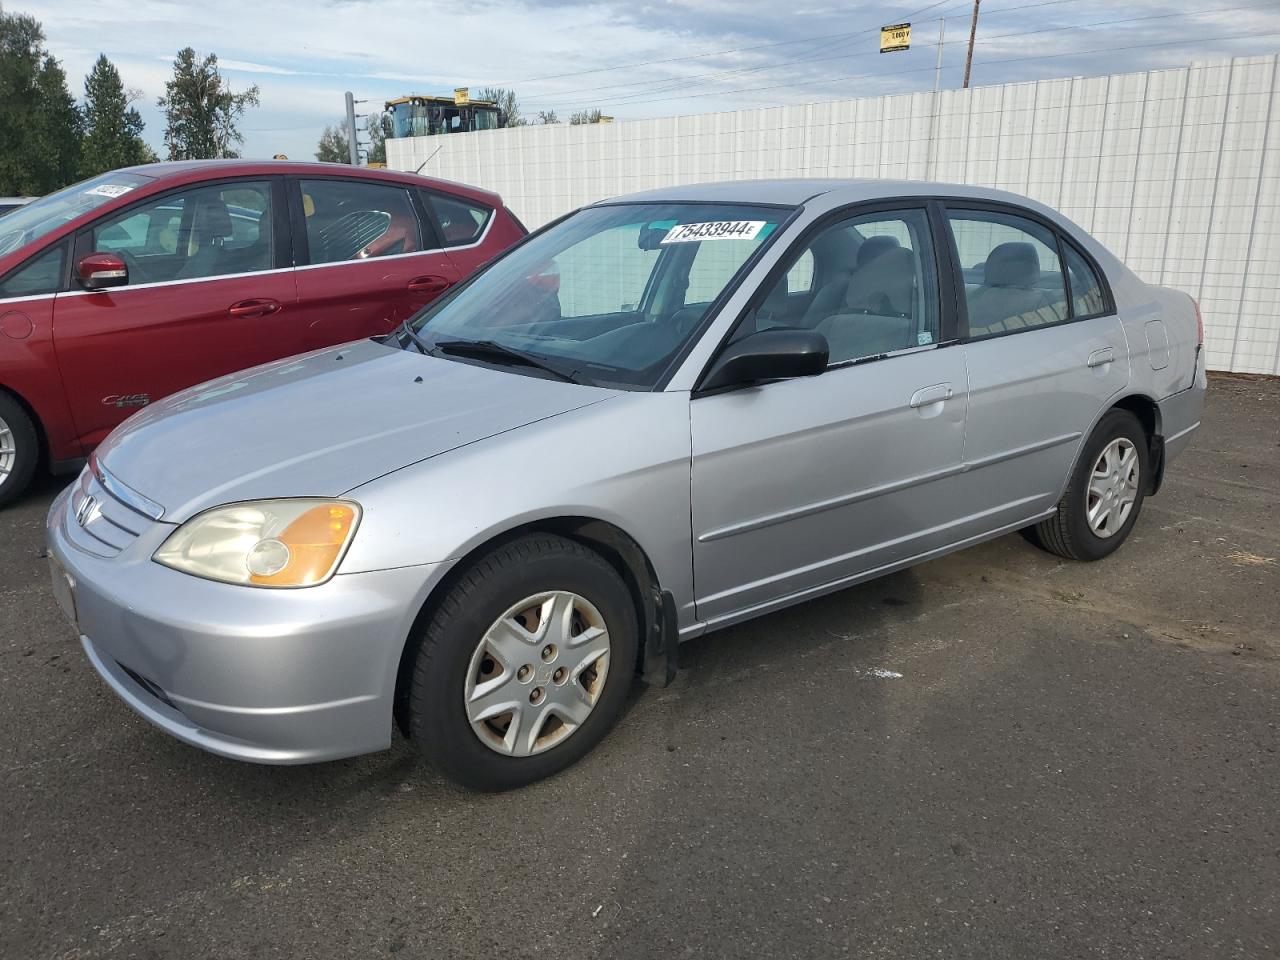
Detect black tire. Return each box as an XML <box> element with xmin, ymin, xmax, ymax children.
<box><xmin>0</xmin><ymin>392</ymin><xmax>39</xmax><ymax>510</ymax></box>
<box><xmin>1029</xmin><ymin>408</ymin><xmax>1150</xmax><ymax>561</ymax></box>
<box><xmin>407</xmin><ymin>534</ymin><xmax>638</xmax><ymax>791</ymax></box>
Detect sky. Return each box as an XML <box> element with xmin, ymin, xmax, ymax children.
<box><xmin>20</xmin><ymin>0</ymin><xmax>1280</xmax><ymax>161</ymax></box>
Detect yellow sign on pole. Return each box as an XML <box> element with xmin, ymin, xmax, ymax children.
<box><xmin>880</xmin><ymin>23</ymin><xmax>911</xmax><ymax>53</ymax></box>
<box><xmin>454</xmin><ymin>87</ymin><xmax>469</xmax><ymax>106</ymax></box>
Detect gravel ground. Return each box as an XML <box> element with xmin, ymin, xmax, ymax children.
<box><xmin>1</xmin><ymin>373</ymin><xmax>1277</xmax><ymax>959</ymax></box>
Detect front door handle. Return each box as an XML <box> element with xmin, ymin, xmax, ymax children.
<box><xmin>408</xmin><ymin>275</ymin><xmax>452</xmax><ymax>295</ymax></box>
<box><xmin>228</xmin><ymin>298</ymin><xmax>281</xmax><ymax>319</ymax></box>
<box><xmin>1087</xmin><ymin>347</ymin><xmax>1115</xmax><ymax>368</ymax></box>
<box><xmin>909</xmin><ymin>382</ymin><xmax>954</xmax><ymax>408</ymax></box>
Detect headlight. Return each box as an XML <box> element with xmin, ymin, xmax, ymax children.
<box><xmin>153</xmin><ymin>499</ymin><xmax>361</xmax><ymax>588</ymax></box>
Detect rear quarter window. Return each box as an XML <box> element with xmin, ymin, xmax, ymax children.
<box><xmin>424</xmin><ymin>191</ymin><xmax>492</xmax><ymax>246</ymax></box>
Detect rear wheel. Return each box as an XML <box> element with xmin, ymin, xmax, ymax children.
<box><xmin>407</xmin><ymin>534</ymin><xmax>638</xmax><ymax>790</ymax></box>
<box><xmin>0</xmin><ymin>392</ymin><xmax>38</xmax><ymax>509</ymax></box>
<box><xmin>1028</xmin><ymin>408</ymin><xmax>1149</xmax><ymax>561</ymax></box>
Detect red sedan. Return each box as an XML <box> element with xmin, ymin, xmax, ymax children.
<box><xmin>0</xmin><ymin>160</ymin><xmax>526</xmax><ymax>505</ymax></box>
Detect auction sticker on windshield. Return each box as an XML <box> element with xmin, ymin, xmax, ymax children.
<box><xmin>661</xmin><ymin>220</ymin><xmax>766</xmax><ymax>244</ymax></box>
<box><xmin>84</xmin><ymin>184</ymin><xmax>134</xmax><ymax>199</ymax></box>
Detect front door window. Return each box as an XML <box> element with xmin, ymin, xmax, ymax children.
<box><xmin>90</xmin><ymin>181</ymin><xmax>274</xmax><ymax>285</ymax></box>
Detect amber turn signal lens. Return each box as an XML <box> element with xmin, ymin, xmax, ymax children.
<box><xmin>250</xmin><ymin>504</ymin><xmax>358</xmax><ymax>586</ymax></box>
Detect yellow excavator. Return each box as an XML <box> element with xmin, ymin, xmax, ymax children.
<box><xmin>385</xmin><ymin>92</ymin><xmax>505</xmax><ymax>138</ymax></box>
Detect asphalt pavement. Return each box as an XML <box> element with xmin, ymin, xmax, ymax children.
<box><xmin>2</xmin><ymin>374</ymin><xmax>1277</xmax><ymax>959</ymax></box>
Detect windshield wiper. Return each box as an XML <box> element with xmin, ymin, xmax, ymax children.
<box><xmin>398</xmin><ymin>319</ymin><xmax>432</xmax><ymax>355</ymax></box>
<box><xmin>434</xmin><ymin>339</ymin><xmax>585</xmax><ymax>384</ymax></box>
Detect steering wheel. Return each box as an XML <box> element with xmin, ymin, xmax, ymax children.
<box><xmin>114</xmin><ymin>249</ymin><xmax>151</xmax><ymax>285</ymax></box>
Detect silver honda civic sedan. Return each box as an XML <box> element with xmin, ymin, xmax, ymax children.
<box><xmin>47</xmin><ymin>179</ymin><xmax>1206</xmax><ymax>789</ymax></box>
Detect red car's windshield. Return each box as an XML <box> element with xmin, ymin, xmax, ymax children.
<box><xmin>0</xmin><ymin>171</ymin><xmax>152</xmax><ymax>256</ymax></box>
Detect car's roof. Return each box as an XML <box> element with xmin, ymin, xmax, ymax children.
<box><xmin>599</xmin><ymin>178</ymin><xmax>1053</xmax><ymax>211</ymax></box>
<box><xmin>116</xmin><ymin>159</ymin><xmax>503</xmax><ymax>206</ymax></box>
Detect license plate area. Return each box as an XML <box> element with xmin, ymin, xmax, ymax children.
<box><xmin>48</xmin><ymin>554</ymin><xmax>79</xmax><ymax>633</ymax></box>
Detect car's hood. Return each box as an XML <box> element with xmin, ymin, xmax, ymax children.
<box><xmin>96</xmin><ymin>339</ymin><xmax>617</xmax><ymax>521</ymax></box>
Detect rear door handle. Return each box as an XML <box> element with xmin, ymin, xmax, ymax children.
<box><xmin>909</xmin><ymin>383</ymin><xmax>954</xmax><ymax>408</ymax></box>
<box><xmin>228</xmin><ymin>298</ymin><xmax>281</xmax><ymax>319</ymax></box>
<box><xmin>1087</xmin><ymin>347</ymin><xmax>1115</xmax><ymax>368</ymax></box>
<box><xmin>408</xmin><ymin>275</ymin><xmax>452</xmax><ymax>295</ymax></box>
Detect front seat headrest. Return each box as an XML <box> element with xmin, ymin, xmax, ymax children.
<box><xmin>856</xmin><ymin>234</ymin><xmax>900</xmax><ymax>268</ymax></box>
<box><xmin>193</xmin><ymin>197</ymin><xmax>234</xmax><ymax>239</ymax></box>
<box><xmin>845</xmin><ymin>246</ymin><xmax>916</xmax><ymax>315</ymax></box>
<box><xmin>984</xmin><ymin>242</ymin><xmax>1040</xmax><ymax>288</ymax></box>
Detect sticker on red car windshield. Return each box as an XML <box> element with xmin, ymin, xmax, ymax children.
<box><xmin>83</xmin><ymin>183</ymin><xmax>135</xmax><ymax>199</ymax></box>
<box><xmin>661</xmin><ymin>220</ymin><xmax>766</xmax><ymax>244</ymax></box>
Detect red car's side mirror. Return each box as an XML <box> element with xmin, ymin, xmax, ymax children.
<box><xmin>76</xmin><ymin>252</ymin><xmax>128</xmax><ymax>291</ymax></box>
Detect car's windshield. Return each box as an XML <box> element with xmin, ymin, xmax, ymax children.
<box><xmin>0</xmin><ymin>171</ymin><xmax>152</xmax><ymax>256</ymax></box>
<box><xmin>409</xmin><ymin>202</ymin><xmax>792</xmax><ymax>388</ymax></box>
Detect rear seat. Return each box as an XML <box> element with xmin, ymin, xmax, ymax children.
<box><xmin>965</xmin><ymin>242</ymin><xmax>1066</xmax><ymax>334</ymax></box>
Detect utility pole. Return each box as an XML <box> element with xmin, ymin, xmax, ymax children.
<box><xmin>344</xmin><ymin>91</ymin><xmax>359</xmax><ymax>165</ymax></box>
<box><xmin>962</xmin><ymin>0</ymin><xmax>980</xmax><ymax>89</ymax></box>
<box><xmin>935</xmin><ymin>18</ymin><xmax>946</xmax><ymax>92</ymax></box>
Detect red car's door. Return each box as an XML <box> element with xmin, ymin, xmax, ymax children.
<box><xmin>52</xmin><ymin>177</ymin><xmax>299</xmax><ymax>451</ymax></box>
<box><xmin>290</xmin><ymin>177</ymin><xmax>461</xmax><ymax>350</ymax></box>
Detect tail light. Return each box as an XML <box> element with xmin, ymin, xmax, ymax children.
<box><xmin>1192</xmin><ymin>297</ymin><xmax>1204</xmax><ymax>347</ymax></box>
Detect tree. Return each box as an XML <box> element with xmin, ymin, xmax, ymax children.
<box><xmin>316</xmin><ymin>114</ymin><xmax>389</xmax><ymax>165</ymax></box>
<box><xmin>315</xmin><ymin>119</ymin><xmax>351</xmax><ymax>163</ymax></box>
<box><xmin>80</xmin><ymin>54</ymin><xmax>153</xmax><ymax>177</ymax></box>
<box><xmin>366</xmin><ymin>112</ymin><xmax>391</xmax><ymax>164</ymax></box>
<box><xmin>0</xmin><ymin>6</ymin><xmax>83</xmax><ymax>194</ymax></box>
<box><xmin>158</xmin><ymin>47</ymin><xmax>259</xmax><ymax>160</ymax></box>
<box><xmin>569</xmin><ymin>108</ymin><xmax>604</xmax><ymax>125</ymax></box>
<box><xmin>475</xmin><ymin>86</ymin><xmax>524</xmax><ymax>127</ymax></box>
<box><xmin>535</xmin><ymin>110</ymin><xmax>559</xmax><ymax>125</ymax></box>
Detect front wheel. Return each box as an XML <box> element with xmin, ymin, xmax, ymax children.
<box><xmin>1028</xmin><ymin>408</ymin><xmax>1150</xmax><ymax>561</ymax></box>
<box><xmin>407</xmin><ymin>534</ymin><xmax>639</xmax><ymax>790</ymax></box>
<box><xmin>0</xmin><ymin>392</ymin><xmax>39</xmax><ymax>509</ymax></box>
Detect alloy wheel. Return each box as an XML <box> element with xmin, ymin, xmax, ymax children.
<box><xmin>463</xmin><ymin>590</ymin><xmax>611</xmax><ymax>757</ymax></box>
<box><xmin>1086</xmin><ymin>437</ymin><xmax>1140</xmax><ymax>538</ymax></box>
<box><xmin>0</xmin><ymin>412</ymin><xmax>15</xmax><ymax>484</ymax></box>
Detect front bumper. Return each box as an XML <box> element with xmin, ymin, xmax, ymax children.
<box><xmin>47</xmin><ymin>485</ymin><xmax>444</xmax><ymax>764</ymax></box>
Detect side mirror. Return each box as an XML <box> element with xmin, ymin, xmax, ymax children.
<box><xmin>700</xmin><ymin>328</ymin><xmax>829</xmax><ymax>392</ymax></box>
<box><xmin>76</xmin><ymin>252</ymin><xmax>128</xmax><ymax>291</ymax></box>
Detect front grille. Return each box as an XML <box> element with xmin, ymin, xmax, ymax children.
<box><xmin>64</xmin><ymin>465</ymin><xmax>159</xmax><ymax>558</ymax></box>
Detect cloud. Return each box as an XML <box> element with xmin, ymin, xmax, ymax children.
<box><xmin>207</xmin><ymin>58</ymin><xmax>303</xmax><ymax>76</ymax></box>
<box><xmin>23</xmin><ymin>0</ymin><xmax>1280</xmax><ymax>161</ymax></box>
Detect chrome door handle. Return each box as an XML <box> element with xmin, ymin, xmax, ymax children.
<box><xmin>1087</xmin><ymin>347</ymin><xmax>1115</xmax><ymax>368</ymax></box>
<box><xmin>909</xmin><ymin>383</ymin><xmax>953</xmax><ymax>408</ymax></box>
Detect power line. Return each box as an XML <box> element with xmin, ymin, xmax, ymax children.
<box><xmin>511</xmin><ymin>0</ymin><xmax>1097</xmax><ymax>98</ymax></box>
<box><xmin>521</xmin><ymin>1</ymin><xmax>1279</xmax><ymax>108</ymax></box>
<box><xmin>545</xmin><ymin>28</ymin><xmax>1280</xmax><ymax>111</ymax></box>
<box><xmin>500</xmin><ymin>0</ymin><xmax>958</xmax><ymax>88</ymax></box>
<box><xmin>513</xmin><ymin>1</ymin><xmax>1167</xmax><ymax>107</ymax></box>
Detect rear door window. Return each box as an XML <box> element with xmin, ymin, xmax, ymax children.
<box><xmin>300</xmin><ymin>179</ymin><xmax>423</xmax><ymax>263</ymax></box>
<box><xmin>947</xmin><ymin>209</ymin><xmax>1070</xmax><ymax>337</ymax></box>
